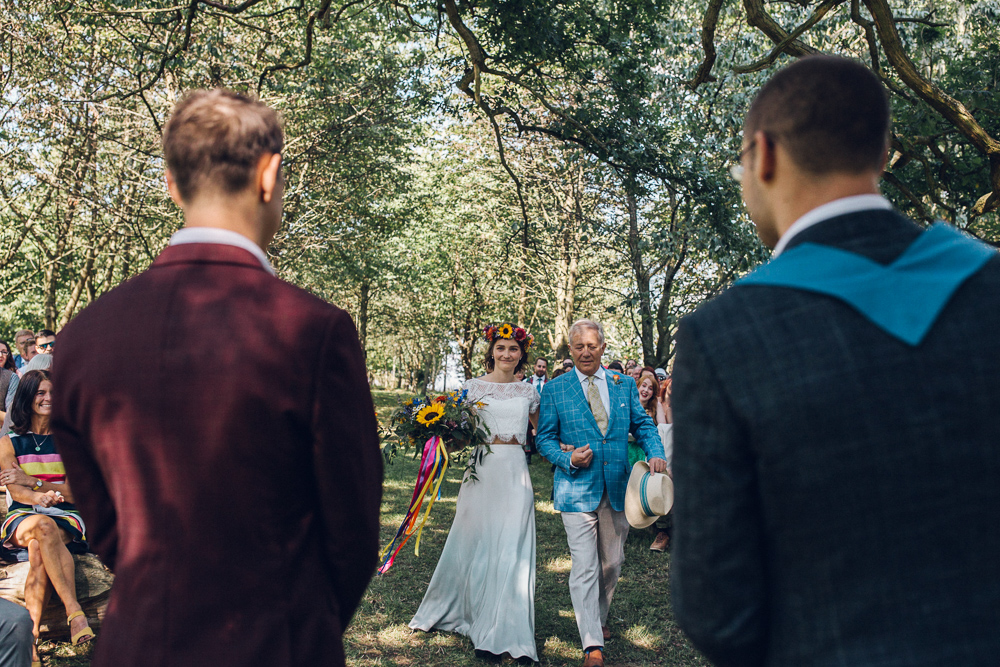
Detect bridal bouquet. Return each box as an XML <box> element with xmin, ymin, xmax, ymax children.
<box><xmin>382</xmin><ymin>390</ymin><xmax>490</xmax><ymax>467</ymax></box>
<box><xmin>378</xmin><ymin>390</ymin><xmax>490</xmax><ymax>574</ymax></box>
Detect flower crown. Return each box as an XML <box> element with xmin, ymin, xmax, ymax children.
<box><xmin>483</xmin><ymin>322</ymin><xmax>534</xmax><ymax>352</ymax></box>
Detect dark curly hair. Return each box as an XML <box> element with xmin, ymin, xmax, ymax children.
<box><xmin>10</xmin><ymin>370</ymin><xmax>51</xmax><ymax>435</ymax></box>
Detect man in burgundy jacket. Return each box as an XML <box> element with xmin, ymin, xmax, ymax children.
<box><xmin>51</xmin><ymin>90</ymin><xmax>383</xmax><ymax>667</ymax></box>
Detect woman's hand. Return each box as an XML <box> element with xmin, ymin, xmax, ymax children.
<box><xmin>0</xmin><ymin>463</ymin><xmax>36</xmax><ymax>488</ymax></box>
<box><xmin>559</xmin><ymin>442</ymin><xmax>574</xmax><ymax>452</ymax></box>
<box><xmin>32</xmin><ymin>490</ymin><xmax>64</xmax><ymax>508</ymax></box>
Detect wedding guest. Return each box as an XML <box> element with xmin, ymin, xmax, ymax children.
<box><xmin>526</xmin><ymin>357</ymin><xmax>548</xmax><ymax>392</ymax></box>
<box><xmin>524</xmin><ymin>356</ymin><xmax>549</xmax><ymax>463</ymax></box>
<box><xmin>672</xmin><ymin>56</ymin><xmax>1000</xmax><ymax>667</ymax></box>
<box><xmin>658</xmin><ymin>377</ymin><xmax>672</xmax><ymax>427</ymax></box>
<box><xmin>0</xmin><ymin>370</ymin><xmax>94</xmax><ymax>666</ymax></box>
<box><xmin>33</xmin><ymin>331</ymin><xmax>55</xmax><ymax>357</ymax></box>
<box><xmin>0</xmin><ymin>341</ymin><xmax>18</xmax><ymax>425</ymax></box>
<box><xmin>653</xmin><ymin>368</ymin><xmax>667</xmax><ymax>382</ymax></box>
<box><xmin>633</xmin><ymin>371</ymin><xmax>673</xmax><ymax>553</ymax></box>
<box><xmin>12</xmin><ymin>331</ymin><xmax>34</xmax><ymax>371</ymax></box>
<box><xmin>51</xmin><ymin>89</ymin><xmax>382</xmax><ymax>667</ymax></box>
<box><xmin>607</xmin><ymin>360</ymin><xmax>624</xmax><ymax>372</ymax></box>
<box><xmin>19</xmin><ymin>353</ymin><xmax>52</xmax><ymax>374</ymax></box>
<box><xmin>0</xmin><ymin>599</ymin><xmax>32</xmax><ymax>667</ymax></box>
<box><xmin>561</xmin><ymin>357</ymin><xmax>574</xmax><ymax>373</ymax></box>
<box><xmin>626</xmin><ymin>364</ymin><xmax>642</xmax><ymax>382</ymax></box>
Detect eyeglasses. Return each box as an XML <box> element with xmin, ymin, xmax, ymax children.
<box><xmin>729</xmin><ymin>139</ymin><xmax>757</xmax><ymax>183</ymax></box>
<box><xmin>38</xmin><ymin>342</ymin><xmax>54</xmax><ymax>351</ymax></box>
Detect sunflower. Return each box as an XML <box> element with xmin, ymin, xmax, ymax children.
<box><xmin>416</xmin><ymin>403</ymin><xmax>446</xmax><ymax>426</ymax></box>
<box><xmin>497</xmin><ymin>323</ymin><xmax>514</xmax><ymax>339</ymax></box>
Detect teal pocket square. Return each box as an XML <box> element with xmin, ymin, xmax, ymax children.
<box><xmin>737</xmin><ymin>223</ymin><xmax>996</xmax><ymax>345</ymax></box>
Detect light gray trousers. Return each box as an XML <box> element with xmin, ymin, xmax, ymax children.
<box><xmin>560</xmin><ymin>493</ymin><xmax>630</xmax><ymax>650</ymax></box>
<box><xmin>0</xmin><ymin>599</ymin><xmax>32</xmax><ymax>667</ymax></box>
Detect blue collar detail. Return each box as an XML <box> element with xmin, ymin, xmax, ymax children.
<box><xmin>736</xmin><ymin>223</ymin><xmax>995</xmax><ymax>346</ymax></box>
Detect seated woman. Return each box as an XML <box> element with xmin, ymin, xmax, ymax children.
<box><xmin>0</xmin><ymin>370</ymin><xmax>94</xmax><ymax>664</ymax></box>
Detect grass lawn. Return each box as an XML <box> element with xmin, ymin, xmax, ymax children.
<box><xmin>349</xmin><ymin>390</ymin><xmax>710</xmax><ymax>667</ymax></box>
<box><xmin>46</xmin><ymin>389</ymin><xmax>709</xmax><ymax>666</ymax></box>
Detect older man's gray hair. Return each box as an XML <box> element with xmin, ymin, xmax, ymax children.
<box><xmin>568</xmin><ymin>319</ymin><xmax>605</xmax><ymax>346</ymax></box>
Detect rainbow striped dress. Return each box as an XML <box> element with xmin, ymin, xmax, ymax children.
<box><xmin>1</xmin><ymin>432</ymin><xmax>87</xmax><ymax>558</ymax></box>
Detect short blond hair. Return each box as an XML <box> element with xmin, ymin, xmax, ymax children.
<box><xmin>163</xmin><ymin>89</ymin><xmax>283</xmax><ymax>201</ymax></box>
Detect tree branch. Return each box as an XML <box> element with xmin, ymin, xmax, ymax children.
<box><xmin>686</xmin><ymin>0</ymin><xmax>725</xmax><ymax>88</ymax></box>
<box><xmin>735</xmin><ymin>0</ymin><xmax>845</xmax><ymax>74</ymax></box>
<box><xmin>862</xmin><ymin>0</ymin><xmax>1000</xmax><ymax>218</ymax></box>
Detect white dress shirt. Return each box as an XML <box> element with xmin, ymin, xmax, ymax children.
<box><xmin>169</xmin><ymin>227</ymin><xmax>275</xmax><ymax>275</ymax></box>
<box><xmin>574</xmin><ymin>365</ymin><xmax>610</xmax><ymax>415</ymax></box>
<box><xmin>527</xmin><ymin>374</ymin><xmax>547</xmax><ymax>392</ymax></box>
<box><xmin>773</xmin><ymin>194</ymin><xmax>894</xmax><ymax>257</ymax></box>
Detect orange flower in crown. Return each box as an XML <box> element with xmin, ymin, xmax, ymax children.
<box><xmin>483</xmin><ymin>322</ymin><xmax>534</xmax><ymax>351</ymax></box>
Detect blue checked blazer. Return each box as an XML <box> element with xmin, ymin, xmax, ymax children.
<box><xmin>536</xmin><ymin>369</ymin><xmax>665</xmax><ymax>512</ymax></box>
<box><xmin>671</xmin><ymin>210</ymin><xmax>1000</xmax><ymax>667</ymax></box>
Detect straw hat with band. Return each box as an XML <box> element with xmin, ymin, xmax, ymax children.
<box><xmin>624</xmin><ymin>460</ymin><xmax>674</xmax><ymax>529</ymax></box>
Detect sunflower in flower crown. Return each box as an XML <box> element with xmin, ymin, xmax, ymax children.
<box><xmin>483</xmin><ymin>322</ymin><xmax>535</xmax><ymax>352</ymax></box>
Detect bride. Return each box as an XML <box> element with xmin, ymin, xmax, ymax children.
<box><xmin>410</xmin><ymin>322</ymin><xmax>540</xmax><ymax>663</ymax></box>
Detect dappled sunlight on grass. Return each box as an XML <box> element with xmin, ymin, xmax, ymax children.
<box><xmin>535</xmin><ymin>498</ymin><xmax>559</xmax><ymax>515</ymax></box>
<box><xmin>623</xmin><ymin>624</ymin><xmax>663</xmax><ymax>651</ymax></box>
<box><xmin>376</xmin><ymin>624</ymin><xmax>419</xmax><ymax>646</ymax></box>
<box><xmin>540</xmin><ymin>634</ymin><xmax>582</xmax><ymax>662</ymax></box>
<box><xmin>545</xmin><ymin>556</ymin><xmax>573</xmax><ymax>573</ymax></box>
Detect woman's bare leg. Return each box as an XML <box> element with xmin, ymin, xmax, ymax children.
<box><xmin>14</xmin><ymin>516</ymin><xmax>85</xmax><ymax>629</ymax></box>
<box><xmin>25</xmin><ymin>538</ymin><xmax>52</xmax><ymax>662</ymax></box>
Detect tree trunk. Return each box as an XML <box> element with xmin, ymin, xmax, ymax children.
<box><xmin>625</xmin><ymin>181</ymin><xmax>655</xmax><ymax>365</ymax></box>
<box><xmin>357</xmin><ymin>277</ymin><xmax>371</xmax><ymax>360</ymax></box>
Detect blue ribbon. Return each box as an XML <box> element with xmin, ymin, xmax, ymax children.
<box><xmin>737</xmin><ymin>223</ymin><xmax>995</xmax><ymax>346</ymax></box>
<box><xmin>639</xmin><ymin>472</ymin><xmax>654</xmax><ymax>517</ymax></box>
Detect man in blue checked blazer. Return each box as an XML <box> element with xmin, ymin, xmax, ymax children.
<box><xmin>671</xmin><ymin>56</ymin><xmax>1000</xmax><ymax>667</ymax></box>
<box><xmin>536</xmin><ymin>319</ymin><xmax>666</xmax><ymax>667</ymax></box>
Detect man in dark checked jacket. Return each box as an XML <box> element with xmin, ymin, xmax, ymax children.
<box><xmin>670</xmin><ymin>56</ymin><xmax>1000</xmax><ymax>667</ymax></box>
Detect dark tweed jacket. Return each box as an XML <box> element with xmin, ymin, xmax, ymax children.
<box><xmin>670</xmin><ymin>209</ymin><xmax>1000</xmax><ymax>667</ymax></box>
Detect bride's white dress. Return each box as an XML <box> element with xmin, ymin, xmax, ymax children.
<box><xmin>409</xmin><ymin>377</ymin><xmax>540</xmax><ymax>661</ymax></box>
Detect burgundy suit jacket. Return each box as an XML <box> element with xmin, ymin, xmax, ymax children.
<box><xmin>51</xmin><ymin>243</ymin><xmax>383</xmax><ymax>667</ymax></box>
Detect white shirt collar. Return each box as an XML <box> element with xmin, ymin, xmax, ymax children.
<box><xmin>168</xmin><ymin>227</ymin><xmax>275</xmax><ymax>275</ymax></box>
<box><xmin>772</xmin><ymin>194</ymin><xmax>893</xmax><ymax>257</ymax></box>
<box><xmin>574</xmin><ymin>365</ymin><xmax>606</xmax><ymax>383</ymax></box>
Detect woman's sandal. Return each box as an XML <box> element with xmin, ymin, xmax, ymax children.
<box><xmin>32</xmin><ymin>636</ymin><xmax>44</xmax><ymax>667</ymax></box>
<box><xmin>67</xmin><ymin>610</ymin><xmax>94</xmax><ymax>645</ymax></box>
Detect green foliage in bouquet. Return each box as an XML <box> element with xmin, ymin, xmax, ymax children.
<box><xmin>381</xmin><ymin>389</ymin><xmax>492</xmax><ymax>480</ymax></box>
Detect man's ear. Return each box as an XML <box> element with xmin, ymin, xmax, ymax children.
<box><xmin>165</xmin><ymin>170</ymin><xmax>185</xmax><ymax>208</ymax></box>
<box><xmin>754</xmin><ymin>130</ymin><xmax>777</xmax><ymax>182</ymax></box>
<box><xmin>258</xmin><ymin>153</ymin><xmax>282</xmax><ymax>204</ymax></box>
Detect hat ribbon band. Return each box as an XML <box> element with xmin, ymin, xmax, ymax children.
<box><xmin>640</xmin><ymin>472</ymin><xmax>654</xmax><ymax>517</ymax></box>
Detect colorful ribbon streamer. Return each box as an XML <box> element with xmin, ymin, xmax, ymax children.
<box><xmin>377</xmin><ymin>435</ymin><xmax>450</xmax><ymax>575</ymax></box>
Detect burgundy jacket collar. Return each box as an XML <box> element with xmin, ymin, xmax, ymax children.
<box><xmin>151</xmin><ymin>243</ymin><xmax>271</xmax><ymax>272</ymax></box>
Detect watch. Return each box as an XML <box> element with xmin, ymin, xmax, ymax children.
<box><xmin>32</xmin><ymin>479</ymin><xmax>43</xmax><ymax>491</ymax></box>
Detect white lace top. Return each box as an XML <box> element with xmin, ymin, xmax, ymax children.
<box><xmin>464</xmin><ymin>378</ymin><xmax>540</xmax><ymax>445</ymax></box>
